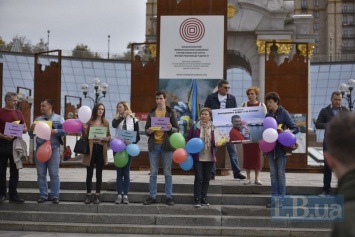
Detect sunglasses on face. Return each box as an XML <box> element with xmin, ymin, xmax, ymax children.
<box><xmin>223</xmin><ymin>86</ymin><xmax>230</xmax><ymax>89</ymax></box>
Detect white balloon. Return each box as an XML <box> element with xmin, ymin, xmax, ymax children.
<box><xmin>35</xmin><ymin>121</ymin><xmax>51</xmax><ymax>140</ymax></box>
<box><xmin>78</xmin><ymin>106</ymin><xmax>92</xmax><ymax>123</ymax></box>
<box><xmin>262</xmin><ymin>128</ymin><xmax>278</xmax><ymax>143</ymax></box>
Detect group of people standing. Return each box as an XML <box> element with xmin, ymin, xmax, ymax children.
<box><xmin>0</xmin><ymin>80</ymin><xmax>301</xmax><ymax>210</ymax></box>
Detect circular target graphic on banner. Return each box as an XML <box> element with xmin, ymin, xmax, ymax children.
<box><xmin>179</xmin><ymin>18</ymin><xmax>205</xmax><ymax>43</ymax></box>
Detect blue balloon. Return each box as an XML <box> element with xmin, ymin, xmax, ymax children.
<box><xmin>126</xmin><ymin>144</ymin><xmax>140</xmax><ymax>157</ymax></box>
<box><xmin>185</xmin><ymin>138</ymin><xmax>204</xmax><ymax>154</ymax></box>
<box><xmin>179</xmin><ymin>154</ymin><xmax>194</xmax><ymax>171</ymax></box>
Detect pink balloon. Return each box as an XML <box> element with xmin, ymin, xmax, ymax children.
<box><xmin>63</xmin><ymin>119</ymin><xmax>83</xmax><ymax>133</ymax></box>
<box><xmin>258</xmin><ymin>139</ymin><xmax>276</xmax><ymax>152</ymax></box>
<box><xmin>37</xmin><ymin>140</ymin><xmax>52</xmax><ymax>162</ymax></box>
<box><xmin>35</xmin><ymin>121</ymin><xmax>51</xmax><ymax>140</ymax></box>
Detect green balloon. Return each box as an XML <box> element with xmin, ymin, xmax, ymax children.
<box><xmin>169</xmin><ymin>133</ymin><xmax>186</xmax><ymax>149</ymax></box>
<box><xmin>114</xmin><ymin>150</ymin><xmax>129</xmax><ymax>168</ymax></box>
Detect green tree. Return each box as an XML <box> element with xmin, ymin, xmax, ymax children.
<box><xmin>32</xmin><ymin>38</ymin><xmax>48</xmax><ymax>53</ymax></box>
<box><xmin>0</xmin><ymin>37</ymin><xmax>6</xmax><ymax>50</ymax></box>
<box><xmin>72</xmin><ymin>43</ymin><xmax>97</xmax><ymax>58</ymax></box>
<box><xmin>5</xmin><ymin>35</ymin><xmax>33</xmax><ymax>53</ymax></box>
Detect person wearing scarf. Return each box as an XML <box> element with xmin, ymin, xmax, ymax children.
<box><xmin>186</xmin><ymin>108</ymin><xmax>216</xmax><ymax>207</ymax></box>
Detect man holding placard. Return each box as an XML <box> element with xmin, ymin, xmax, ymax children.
<box><xmin>0</xmin><ymin>92</ymin><xmax>28</xmax><ymax>203</ymax></box>
<box><xmin>144</xmin><ymin>90</ymin><xmax>179</xmax><ymax>206</ymax></box>
<box><xmin>28</xmin><ymin>99</ymin><xmax>66</xmax><ymax>204</ymax></box>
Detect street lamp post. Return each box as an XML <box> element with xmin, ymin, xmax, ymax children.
<box><xmin>47</xmin><ymin>30</ymin><xmax>50</xmax><ymax>54</ymax></box>
<box><xmin>108</xmin><ymin>35</ymin><xmax>111</xmax><ymax>59</ymax></box>
<box><xmin>81</xmin><ymin>78</ymin><xmax>109</xmax><ymax>104</ymax></box>
<box><xmin>338</xmin><ymin>78</ymin><xmax>355</xmax><ymax>111</ymax></box>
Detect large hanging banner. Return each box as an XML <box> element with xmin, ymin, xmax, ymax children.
<box><xmin>212</xmin><ymin>107</ymin><xmax>265</xmax><ymax>146</ymax></box>
<box><xmin>159</xmin><ymin>15</ymin><xmax>224</xmax><ymax>79</ymax></box>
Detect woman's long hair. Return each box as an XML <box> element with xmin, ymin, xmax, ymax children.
<box><xmin>90</xmin><ymin>103</ymin><xmax>106</xmax><ymax>123</ymax></box>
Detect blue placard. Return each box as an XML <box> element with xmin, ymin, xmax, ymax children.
<box><xmin>117</xmin><ymin>129</ymin><xmax>137</xmax><ymax>143</ymax></box>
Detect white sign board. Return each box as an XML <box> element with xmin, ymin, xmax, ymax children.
<box><xmin>159</xmin><ymin>16</ymin><xmax>224</xmax><ymax>79</ymax></box>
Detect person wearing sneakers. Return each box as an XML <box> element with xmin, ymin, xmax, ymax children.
<box><xmin>204</xmin><ymin>79</ymin><xmax>246</xmax><ymax>180</ymax></box>
<box><xmin>112</xmin><ymin>101</ymin><xmax>140</xmax><ymax>205</ymax></box>
<box><xmin>82</xmin><ymin>103</ymin><xmax>111</xmax><ymax>205</ymax></box>
<box><xmin>186</xmin><ymin>108</ymin><xmax>216</xmax><ymax>207</ymax></box>
<box><xmin>144</xmin><ymin>90</ymin><xmax>179</xmax><ymax>206</ymax></box>
<box><xmin>241</xmin><ymin>86</ymin><xmax>267</xmax><ymax>186</ymax></box>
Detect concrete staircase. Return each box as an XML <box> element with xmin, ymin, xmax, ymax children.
<box><xmin>0</xmin><ymin>180</ymin><xmax>332</xmax><ymax>237</ymax></box>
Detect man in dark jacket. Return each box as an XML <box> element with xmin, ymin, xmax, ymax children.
<box><xmin>204</xmin><ymin>79</ymin><xmax>246</xmax><ymax>180</ymax></box>
<box><xmin>315</xmin><ymin>91</ymin><xmax>348</xmax><ymax>196</ymax></box>
<box><xmin>324</xmin><ymin>111</ymin><xmax>355</xmax><ymax>237</ymax></box>
<box><xmin>143</xmin><ymin>90</ymin><xmax>179</xmax><ymax>206</ymax></box>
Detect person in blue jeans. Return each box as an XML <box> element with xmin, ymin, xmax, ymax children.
<box><xmin>29</xmin><ymin>99</ymin><xmax>66</xmax><ymax>204</ymax></box>
<box><xmin>112</xmin><ymin>101</ymin><xmax>140</xmax><ymax>204</ymax></box>
<box><xmin>143</xmin><ymin>90</ymin><xmax>179</xmax><ymax>206</ymax></box>
<box><xmin>264</xmin><ymin>92</ymin><xmax>299</xmax><ymax>208</ymax></box>
<box><xmin>204</xmin><ymin>79</ymin><xmax>246</xmax><ymax>180</ymax></box>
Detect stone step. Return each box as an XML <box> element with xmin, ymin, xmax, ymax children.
<box><xmin>0</xmin><ymin>208</ymin><xmax>331</xmax><ymax>229</ymax></box>
<box><xmin>0</xmin><ymin>201</ymin><xmax>268</xmax><ymax>216</ymax></box>
<box><xmin>16</xmin><ymin>180</ymin><xmax>325</xmax><ymax>195</ymax></box>
<box><xmin>15</xmin><ymin>188</ymin><xmax>274</xmax><ymax>205</ymax></box>
<box><xmin>0</xmin><ymin>221</ymin><xmax>331</xmax><ymax>237</ymax></box>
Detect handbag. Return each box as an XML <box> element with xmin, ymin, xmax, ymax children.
<box><xmin>74</xmin><ymin>137</ymin><xmax>89</xmax><ymax>154</ymax></box>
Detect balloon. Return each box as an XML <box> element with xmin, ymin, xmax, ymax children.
<box><xmin>35</xmin><ymin>121</ymin><xmax>51</xmax><ymax>140</ymax></box>
<box><xmin>169</xmin><ymin>133</ymin><xmax>186</xmax><ymax>149</ymax></box>
<box><xmin>179</xmin><ymin>154</ymin><xmax>194</xmax><ymax>171</ymax></box>
<box><xmin>126</xmin><ymin>144</ymin><xmax>140</xmax><ymax>157</ymax></box>
<box><xmin>63</xmin><ymin>119</ymin><xmax>82</xmax><ymax>133</ymax></box>
<box><xmin>258</xmin><ymin>139</ymin><xmax>276</xmax><ymax>152</ymax></box>
<box><xmin>262</xmin><ymin>128</ymin><xmax>278</xmax><ymax>143</ymax></box>
<box><xmin>110</xmin><ymin>138</ymin><xmax>126</xmax><ymax>152</ymax></box>
<box><xmin>263</xmin><ymin>117</ymin><xmax>278</xmax><ymax>130</ymax></box>
<box><xmin>185</xmin><ymin>138</ymin><xmax>205</xmax><ymax>154</ymax></box>
<box><xmin>36</xmin><ymin>140</ymin><xmax>52</xmax><ymax>162</ymax></box>
<box><xmin>78</xmin><ymin>106</ymin><xmax>92</xmax><ymax>124</ymax></box>
<box><xmin>172</xmin><ymin>148</ymin><xmax>188</xmax><ymax>164</ymax></box>
<box><xmin>278</xmin><ymin>131</ymin><xmax>297</xmax><ymax>147</ymax></box>
<box><xmin>114</xmin><ymin>150</ymin><xmax>129</xmax><ymax>168</ymax></box>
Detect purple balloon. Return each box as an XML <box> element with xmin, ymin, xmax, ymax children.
<box><xmin>110</xmin><ymin>138</ymin><xmax>126</xmax><ymax>152</ymax></box>
<box><xmin>63</xmin><ymin>119</ymin><xmax>83</xmax><ymax>133</ymax></box>
<box><xmin>278</xmin><ymin>132</ymin><xmax>297</xmax><ymax>147</ymax></box>
<box><xmin>258</xmin><ymin>139</ymin><xmax>276</xmax><ymax>152</ymax></box>
<box><xmin>263</xmin><ymin>117</ymin><xmax>278</xmax><ymax>130</ymax></box>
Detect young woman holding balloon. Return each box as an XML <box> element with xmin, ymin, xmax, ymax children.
<box><xmin>186</xmin><ymin>107</ymin><xmax>216</xmax><ymax>207</ymax></box>
<box><xmin>81</xmin><ymin>103</ymin><xmax>111</xmax><ymax>204</ymax></box>
<box><xmin>263</xmin><ymin>92</ymin><xmax>299</xmax><ymax>208</ymax></box>
<box><xmin>111</xmin><ymin>101</ymin><xmax>140</xmax><ymax>205</ymax></box>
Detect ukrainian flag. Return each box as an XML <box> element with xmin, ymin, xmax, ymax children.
<box><xmin>188</xmin><ymin>79</ymin><xmax>199</xmax><ymax>122</ymax></box>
